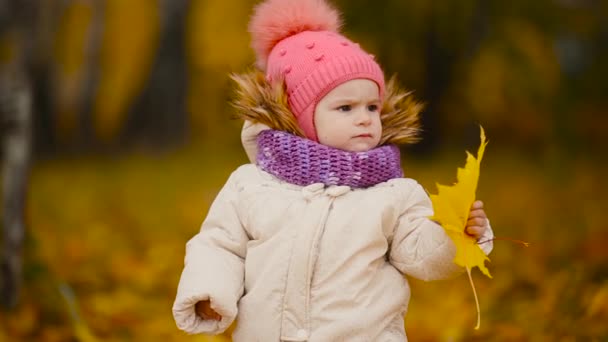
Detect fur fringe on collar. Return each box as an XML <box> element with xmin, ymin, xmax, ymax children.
<box><xmin>230</xmin><ymin>69</ymin><xmax>423</xmax><ymax>145</ymax></box>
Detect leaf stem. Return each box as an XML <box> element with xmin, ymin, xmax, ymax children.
<box><xmin>466</xmin><ymin>266</ymin><xmax>481</xmax><ymax>330</ymax></box>
<box><xmin>478</xmin><ymin>236</ymin><xmax>530</xmax><ymax>247</ymax></box>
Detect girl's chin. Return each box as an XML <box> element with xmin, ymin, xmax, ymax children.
<box><xmin>341</xmin><ymin>143</ymin><xmax>377</xmax><ymax>152</ymax></box>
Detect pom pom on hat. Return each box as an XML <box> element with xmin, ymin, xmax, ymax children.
<box><xmin>249</xmin><ymin>0</ymin><xmax>342</xmax><ymax>69</ymax></box>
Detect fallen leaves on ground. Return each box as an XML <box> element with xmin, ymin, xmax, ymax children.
<box><xmin>1</xmin><ymin>143</ymin><xmax>606</xmax><ymax>340</ymax></box>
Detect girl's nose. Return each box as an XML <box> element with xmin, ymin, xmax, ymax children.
<box><xmin>356</xmin><ymin>109</ymin><xmax>372</xmax><ymax>126</ymax></box>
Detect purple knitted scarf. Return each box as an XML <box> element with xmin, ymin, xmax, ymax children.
<box><xmin>256</xmin><ymin>130</ymin><xmax>403</xmax><ymax>188</ymax></box>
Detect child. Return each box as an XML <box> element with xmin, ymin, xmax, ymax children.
<box><xmin>173</xmin><ymin>0</ymin><xmax>493</xmax><ymax>340</ymax></box>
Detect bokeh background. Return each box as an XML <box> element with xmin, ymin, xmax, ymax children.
<box><xmin>1</xmin><ymin>0</ymin><xmax>606</xmax><ymax>341</ymax></box>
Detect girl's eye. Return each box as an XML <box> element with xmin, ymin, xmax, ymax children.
<box><xmin>367</xmin><ymin>104</ymin><xmax>379</xmax><ymax>112</ymax></box>
<box><xmin>337</xmin><ymin>105</ymin><xmax>352</xmax><ymax>112</ymax></box>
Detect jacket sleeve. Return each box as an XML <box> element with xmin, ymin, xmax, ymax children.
<box><xmin>389</xmin><ymin>181</ymin><xmax>494</xmax><ymax>281</ymax></box>
<box><xmin>172</xmin><ymin>171</ymin><xmax>248</xmax><ymax>335</ymax></box>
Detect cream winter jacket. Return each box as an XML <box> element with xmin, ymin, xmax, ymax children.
<box><xmin>172</xmin><ymin>71</ymin><xmax>494</xmax><ymax>341</ymax></box>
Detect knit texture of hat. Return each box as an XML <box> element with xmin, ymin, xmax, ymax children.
<box><xmin>248</xmin><ymin>0</ymin><xmax>385</xmax><ymax>142</ymax></box>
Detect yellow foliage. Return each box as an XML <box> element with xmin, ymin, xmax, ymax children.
<box><xmin>504</xmin><ymin>20</ymin><xmax>560</xmax><ymax>96</ymax></box>
<box><xmin>93</xmin><ymin>0</ymin><xmax>160</xmax><ymax>142</ymax></box>
<box><xmin>465</xmin><ymin>19</ymin><xmax>559</xmax><ymax>142</ymax></box>
<box><xmin>186</xmin><ymin>0</ymin><xmax>253</xmax><ymax>139</ymax></box>
<box><xmin>429</xmin><ymin>125</ymin><xmax>490</xmax><ymax>329</ymax></box>
<box><xmin>54</xmin><ymin>4</ymin><xmax>93</xmax><ymax>76</ymax></box>
<box><xmin>587</xmin><ymin>282</ymin><xmax>608</xmax><ymax>318</ymax></box>
<box><xmin>467</xmin><ymin>48</ymin><xmax>507</xmax><ymax>119</ymax></box>
<box><xmin>186</xmin><ymin>0</ymin><xmax>252</xmax><ymax>70</ymax></box>
<box><xmin>8</xmin><ymin>142</ymin><xmax>605</xmax><ymax>340</ymax></box>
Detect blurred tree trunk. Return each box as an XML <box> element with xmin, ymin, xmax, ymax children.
<box><xmin>124</xmin><ymin>0</ymin><xmax>189</xmax><ymax>149</ymax></box>
<box><xmin>414</xmin><ymin>22</ymin><xmax>448</xmax><ymax>155</ymax></box>
<box><xmin>0</xmin><ymin>65</ymin><xmax>31</xmax><ymax>309</ymax></box>
<box><xmin>0</xmin><ymin>0</ymin><xmax>34</xmax><ymax>309</ymax></box>
<box><xmin>0</xmin><ymin>0</ymin><xmax>59</xmax><ymax>307</ymax></box>
<box><xmin>79</xmin><ymin>0</ymin><xmax>105</xmax><ymax>150</ymax></box>
<box><xmin>30</xmin><ymin>0</ymin><xmax>69</xmax><ymax>156</ymax></box>
<box><xmin>413</xmin><ymin>0</ymin><xmax>490</xmax><ymax>155</ymax></box>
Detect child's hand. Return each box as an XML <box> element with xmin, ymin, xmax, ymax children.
<box><xmin>195</xmin><ymin>300</ymin><xmax>222</xmax><ymax>321</ymax></box>
<box><xmin>465</xmin><ymin>200</ymin><xmax>489</xmax><ymax>240</ymax></box>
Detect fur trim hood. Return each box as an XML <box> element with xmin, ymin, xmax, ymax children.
<box><xmin>230</xmin><ymin>69</ymin><xmax>423</xmax><ymax>160</ymax></box>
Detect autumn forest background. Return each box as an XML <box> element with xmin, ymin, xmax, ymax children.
<box><xmin>0</xmin><ymin>0</ymin><xmax>607</xmax><ymax>341</ymax></box>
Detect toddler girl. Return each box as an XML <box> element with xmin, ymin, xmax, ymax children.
<box><xmin>173</xmin><ymin>0</ymin><xmax>493</xmax><ymax>340</ymax></box>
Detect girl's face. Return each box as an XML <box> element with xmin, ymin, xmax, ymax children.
<box><xmin>314</xmin><ymin>79</ymin><xmax>382</xmax><ymax>152</ymax></box>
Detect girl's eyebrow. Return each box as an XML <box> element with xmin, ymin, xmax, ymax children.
<box><xmin>329</xmin><ymin>96</ymin><xmax>380</xmax><ymax>105</ymax></box>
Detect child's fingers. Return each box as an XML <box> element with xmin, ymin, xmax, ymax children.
<box><xmin>195</xmin><ymin>301</ymin><xmax>222</xmax><ymax>321</ymax></box>
<box><xmin>468</xmin><ymin>209</ymin><xmax>487</xmax><ymax>219</ymax></box>
<box><xmin>204</xmin><ymin>307</ymin><xmax>222</xmax><ymax>321</ymax></box>
<box><xmin>470</xmin><ymin>200</ymin><xmax>484</xmax><ymax>210</ymax></box>
<box><xmin>195</xmin><ymin>303</ymin><xmax>205</xmax><ymax>317</ymax></box>
<box><xmin>202</xmin><ymin>310</ymin><xmax>222</xmax><ymax>321</ymax></box>
<box><xmin>465</xmin><ymin>225</ymin><xmax>485</xmax><ymax>238</ymax></box>
<box><xmin>209</xmin><ymin>311</ymin><xmax>222</xmax><ymax>321</ymax></box>
<box><xmin>467</xmin><ymin>202</ymin><xmax>488</xmax><ymax>239</ymax></box>
<box><xmin>467</xmin><ymin>217</ymin><xmax>487</xmax><ymax>227</ymax></box>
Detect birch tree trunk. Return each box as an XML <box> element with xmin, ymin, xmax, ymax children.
<box><xmin>0</xmin><ymin>53</ymin><xmax>32</xmax><ymax>310</ymax></box>
<box><xmin>0</xmin><ymin>0</ymin><xmax>54</xmax><ymax>308</ymax></box>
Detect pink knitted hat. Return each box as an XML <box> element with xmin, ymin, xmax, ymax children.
<box><xmin>249</xmin><ymin>0</ymin><xmax>385</xmax><ymax>142</ymax></box>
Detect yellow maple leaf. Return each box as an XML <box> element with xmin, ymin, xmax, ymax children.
<box><xmin>429</xmin><ymin>125</ymin><xmax>489</xmax><ymax>330</ymax></box>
